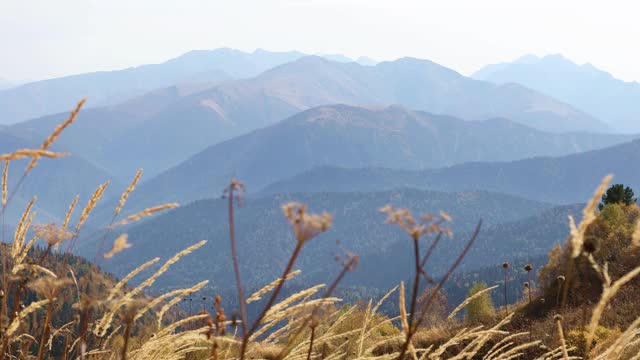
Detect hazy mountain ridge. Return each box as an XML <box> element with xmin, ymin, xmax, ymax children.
<box><xmin>264</xmin><ymin>139</ymin><xmax>640</xmax><ymax>204</ymax></box>
<box><xmin>94</xmin><ymin>104</ymin><xmax>633</xmax><ymax>216</ymax></box>
<box><xmin>0</xmin><ymin>48</ymin><xmax>307</xmax><ymax>125</ymax></box>
<box><xmin>474</xmin><ymin>54</ymin><xmax>640</xmax><ymax>132</ymax></box>
<box><xmin>4</xmin><ymin>54</ymin><xmax>611</xmax><ymax>181</ymax></box>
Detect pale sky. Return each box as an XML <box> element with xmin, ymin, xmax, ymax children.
<box><xmin>2</xmin><ymin>0</ymin><xmax>639</xmax><ymax>83</ymax></box>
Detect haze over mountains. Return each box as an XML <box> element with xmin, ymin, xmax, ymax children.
<box><xmin>264</xmin><ymin>139</ymin><xmax>640</xmax><ymax>204</ymax></box>
<box><xmin>474</xmin><ymin>54</ymin><xmax>640</xmax><ymax>132</ymax></box>
<box><xmin>2</xmin><ymin>47</ymin><xmax>640</xmax><ymax>295</ymax></box>
<box><xmin>99</xmin><ymin>104</ymin><xmax>634</xmax><ymax>215</ymax></box>
<box><xmin>2</xmin><ymin>53</ymin><xmax>613</xmax><ymax>181</ymax></box>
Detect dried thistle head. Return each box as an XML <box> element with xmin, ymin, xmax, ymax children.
<box><xmin>223</xmin><ymin>179</ymin><xmax>246</xmax><ymax>206</ymax></box>
<box><xmin>502</xmin><ymin>262</ymin><xmax>510</xmax><ymax>269</ymax></box>
<box><xmin>282</xmin><ymin>202</ymin><xmax>333</xmax><ymax>244</ymax></box>
<box><xmin>524</xmin><ymin>264</ymin><xmax>534</xmax><ymax>272</ymax></box>
<box><xmin>28</xmin><ymin>276</ymin><xmax>72</xmax><ymax>300</ymax></box>
<box><xmin>583</xmin><ymin>236</ymin><xmax>600</xmax><ymax>254</ymax></box>
<box><xmin>524</xmin><ymin>281</ymin><xmax>530</xmax><ymax>288</ymax></box>
<box><xmin>33</xmin><ymin>222</ymin><xmax>74</xmax><ymax>247</ymax></box>
<box><xmin>557</xmin><ymin>275</ymin><xmax>566</xmax><ymax>283</ymax></box>
<box><xmin>379</xmin><ymin>204</ymin><xmax>451</xmax><ymax>239</ymax></box>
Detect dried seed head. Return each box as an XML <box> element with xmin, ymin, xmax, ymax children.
<box><xmin>583</xmin><ymin>237</ymin><xmax>600</xmax><ymax>254</ymax></box>
<box><xmin>104</xmin><ymin>234</ymin><xmax>132</xmax><ymax>259</ymax></box>
<box><xmin>380</xmin><ymin>204</ymin><xmax>451</xmax><ymax>239</ymax></box>
<box><xmin>524</xmin><ymin>264</ymin><xmax>534</xmax><ymax>272</ymax></box>
<box><xmin>523</xmin><ymin>282</ymin><xmax>530</xmax><ymax>288</ymax></box>
<box><xmin>554</xmin><ymin>314</ymin><xmax>563</xmax><ymax>321</ymax></box>
<box><xmin>282</xmin><ymin>202</ymin><xmax>333</xmax><ymax>244</ymax></box>
<box><xmin>33</xmin><ymin>223</ymin><xmax>74</xmax><ymax>247</ymax></box>
<box><xmin>502</xmin><ymin>262</ymin><xmax>510</xmax><ymax>269</ymax></box>
<box><xmin>557</xmin><ymin>275</ymin><xmax>566</xmax><ymax>282</ymax></box>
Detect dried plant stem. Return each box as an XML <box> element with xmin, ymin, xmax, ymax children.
<box><xmin>36</xmin><ymin>300</ymin><xmax>55</xmax><ymax>360</ymax></box>
<box><xmin>396</xmin><ymin>220</ymin><xmax>482</xmax><ymax>360</ymax></box>
<box><xmin>408</xmin><ymin>235</ymin><xmax>421</xmax><ymax>330</ymax></box>
<box><xmin>226</xmin><ymin>183</ymin><xmax>247</xmax><ymax>338</ymax></box>
<box><xmin>306</xmin><ymin>325</ymin><xmax>317</xmax><ymax>360</ymax></box>
<box><xmin>122</xmin><ymin>319</ymin><xmax>132</xmax><ymax>360</ymax></box>
<box><xmin>556</xmin><ymin>317</ymin><xmax>569</xmax><ymax>360</ymax></box>
<box><xmin>241</xmin><ymin>241</ymin><xmax>303</xmax><ymax>360</ymax></box>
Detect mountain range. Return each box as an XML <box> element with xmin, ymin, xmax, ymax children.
<box><xmin>0</xmin><ymin>48</ymin><xmax>307</xmax><ymax>125</ymax></box>
<box><xmin>2</xmin><ymin>55</ymin><xmax>611</xmax><ymax>182</ymax></box>
<box><xmin>474</xmin><ymin>54</ymin><xmax>640</xmax><ymax>132</ymax></box>
<box><xmin>264</xmin><ymin>138</ymin><xmax>640</xmax><ymax>204</ymax></box>
<box><xmin>87</xmin><ymin>104</ymin><xmax>634</xmax><ymax>218</ymax></box>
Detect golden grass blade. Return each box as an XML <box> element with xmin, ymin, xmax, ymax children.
<box><xmin>62</xmin><ymin>195</ymin><xmax>79</xmax><ymax>230</ymax></box>
<box><xmin>448</xmin><ymin>284</ymin><xmax>500</xmax><ymax>319</ymax></box>
<box><xmin>6</xmin><ymin>299</ymin><xmax>50</xmax><ymax>336</ymax></box>
<box><xmin>107</xmin><ymin>257</ymin><xmax>161</xmax><ymax>303</ymax></box>
<box><xmin>26</xmin><ymin>98</ymin><xmax>85</xmax><ymax>171</ymax></box>
<box><xmin>586</xmin><ymin>265</ymin><xmax>640</xmax><ymax>352</ymax></box>
<box><xmin>632</xmin><ymin>219</ymin><xmax>640</xmax><ymax>247</ymax></box>
<box><xmin>0</xmin><ymin>149</ymin><xmax>69</xmax><ymax>162</ymax></box>
<box><xmin>247</xmin><ymin>269</ymin><xmax>302</xmax><ymax>304</ymax></box>
<box><xmin>76</xmin><ymin>181</ymin><xmax>110</xmax><ymax>232</ymax></box>
<box><xmin>155</xmin><ymin>280</ymin><xmax>209</xmax><ymax>326</ymax></box>
<box><xmin>1</xmin><ymin>160</ymin><xmax>7</xmax><ymax>206</ymax></box>
<box><xmin>115</xmin><ymin>168</ymin><xmax>143</xmax><ymax>216</ymax></box>
<box><xmin>570</xmin><ymin>174</ymin><xmax>613</xmax><ymax>258</ymax></box>
<box><xmin>111</xmin><ymin>203</ymin><xmax>179</xmax><ymax>227</ymax></box>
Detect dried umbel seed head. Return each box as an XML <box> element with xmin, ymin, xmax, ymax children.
<box><xmin>524</xmin><ymin>282</ymin><xmax>530</xmax><ymax>288</ymax></box>
<box><xmin>33</xmin><ymin>222</ymin><xmax>74</xmax><ymax>247</ymax></box>
<box><xmin>282</xmin><ymin>202</ymin><xmax>333</xmax><ymax>244</ymax></box>
<box><xmin>583</xmin><ymin>237</ymin><xmax>600</xmax><ymax>254</ymax></box>
<box><xmin>557</xmin><ymin>275</ymin><xmax>566</xmax><ymax>282</ymax></box>
<box><xmin>379</xmin><ymin>204</ymin><xmax>452</xmax><ymax>239</ymax></box>
<box><xmin>524</xmin><ymin>264</ymin><xmax>534</xmax><ymax>272</ymax></box>
<box><xmin>502</xmin><ymin>262</ymin><xmax>510</xmax><ymax>269</ymax></box>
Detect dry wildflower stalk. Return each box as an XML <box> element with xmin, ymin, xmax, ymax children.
<box><xmin>1</xmin><ymin>160</ymin><xmax>7</xmax><ymax>206</ymax></box>
<box><xmin>115</xmin><ymin>168</ymin><xmax>143</xmax><ymax>216</ymax></box>
<box><xmin>103</xmin><ymin>234</ymin><xmax>132</xmax><ymax>259</ymax></box>
<box><xmin>111</xmin><ymin>203</ymin><xmax>179</xmax><ymax>227</ymax></box>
